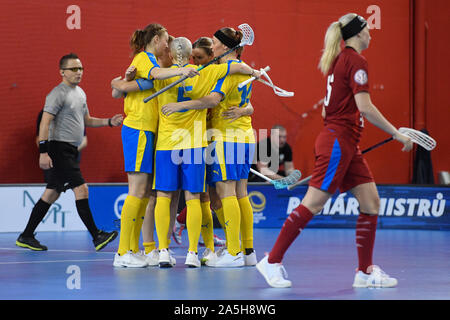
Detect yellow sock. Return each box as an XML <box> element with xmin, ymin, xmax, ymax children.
<box><xmin>214</xmin><ymin>206</ymin><xmax>227</xmax><ymax>246</ymax></box>
<box><xmin>117</xmin><ymin>195</ymin><xmax>142</xmax><ymax>256</ymax></box>
<box><xmin>221</xmin><ymin>196</ymin><xmax>241</xmax><ymax>256</ymax></box>
<box><xmin>155</xmin><ymin>196</ymin><xmax>171</xmax><ymax>250</ymax></box>
<box><xmin>238</xmin><ymin>196</ymin><xmax>253</xmax><ymax>250</ymax></box>
<box><xmin>200</xmin><ymin>201</ymin><xmax>214</xmax><ymax>252</ymax></box>
<box><xmin>143</xmin><ymin>241</ymin><xmax>156</xmax><ymax>254</ymax></box>
<box><xmin>186</xmin><ymin>199</ymin><xmax>202</xmax><ymax>253</ymax></box>
<box><xmin>130</xmin><ymin>197</ymin><xmax>149</xmax><ymax>253</ymax></box>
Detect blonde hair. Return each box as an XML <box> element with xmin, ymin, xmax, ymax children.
<box><xmin>318</xmin><ymin>13</ymin><xmax>357</xmax><ymax>76</ymax></box>
<box><xmin>170</xmin><ymin>37</ymin><xmax>192</xmax><ymax>66</ymax></box>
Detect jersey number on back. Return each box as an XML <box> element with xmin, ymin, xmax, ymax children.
<box><xmin>238</xmin><ymin>83</ymin><xmax>252</xmax><ymax>107</ymax></box>
<box><xmin>324</xmin><ymin>74</ymin><xmax>334</xmax><ymax>107</ymax></box>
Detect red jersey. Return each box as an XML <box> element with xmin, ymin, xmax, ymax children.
<box><xmin>323</xmin><ymin>46</ymin><xmax>369</xmax><ymax>144</ymax></box>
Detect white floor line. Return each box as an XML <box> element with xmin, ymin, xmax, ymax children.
<box><xmin>0</xmin><ymin>259</ymin><xmax>112</xmax><ymax>265</ymax></box>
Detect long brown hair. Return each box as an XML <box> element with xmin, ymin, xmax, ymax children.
<box><xmin>217</xmin><ymin>27</ymin><xmax>244</xmax><ymax>59</ymax></box>
<box><xmin>193</xmin><ymin>37</ymin><xmax>213</xmax><ymax>57</ymax></box>
<box><xmin>129</xmin><ymin>23</ymin><xmax>167</xmax><ymax>56</ymax></box>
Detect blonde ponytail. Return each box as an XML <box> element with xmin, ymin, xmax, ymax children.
<box><xmin>318</xmin><ymin>13</ymin><xmax>358</xmax><ymax>76</ymax></box>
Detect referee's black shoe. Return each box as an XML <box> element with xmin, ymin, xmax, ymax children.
<box><xmin>16</xmin><ymin>233</ymin><xmax>48</xmax><ymax>251</ymax></box>
<box><xmin>93</xmin><ymin>230</ymin><xmax>118</xmax><ymax>251</ymax></box>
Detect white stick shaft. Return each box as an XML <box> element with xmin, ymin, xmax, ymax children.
<box><xmin>249</xmin><ymin>168</ymin><xmax>273</xmax><ymax>183</ymax></box>
<box><xmin>238</xmin><ymin>66</ymin><xmax>270</xmax><ymax>88</ymax></box>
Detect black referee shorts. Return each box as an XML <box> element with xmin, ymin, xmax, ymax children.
<box><xmin>46</xmin><ymin>141</ymin><xmax>86</xmax><ymax>193</ymax></box>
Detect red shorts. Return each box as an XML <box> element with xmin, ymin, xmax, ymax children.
<box><xmin>309</xmin><ymin>127</ymin><xmax>374</xmax><ymax>194</ymax></box>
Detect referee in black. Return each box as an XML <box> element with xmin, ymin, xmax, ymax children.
<box><xmin>16</xmin><ymin>53</ymin><xmax>123</xmax><ymax>251</ymax></box>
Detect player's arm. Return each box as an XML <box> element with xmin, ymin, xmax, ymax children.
<box><xmin>354</xmin><ymin>92</ymin><xmax>412</xmax><ymax>151</ymax></box>
<box><xmin>228</xmin><ymin>63</ymin><xmax>261</xmax><ymax>77</ymax></box>
<box><xmin>161</xmin><ymin>92</ymin><xmax>223</xmax><ymax>116</ymax></box>
<box><xmin>222</xmin><ymin>101</ymin><xmax>254</xmax><ymax>123</ymax></box>
<box><xmin>150</xmin><ymin>65</ymin><xmax>199</xmax><ymax>80</ymax></box>
<box><xmin>38</xmin><ymin>111</ymin><xmax>55</xmax><ymax>169</ymax></box>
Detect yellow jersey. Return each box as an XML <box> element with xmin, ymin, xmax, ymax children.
<box><xmin>122</xmin><ymin>51</ymin><xmax>159</xmax><ymax>132</ymax></box>
<box><xmin>210</xmin><ymin>60</ymin><xmax>255</xmax><ymax>143</ymax></box>
<box><xmin>154</xmin><ymin>63</ymin><xmax>230</xmax><ymax>150</ymax></box>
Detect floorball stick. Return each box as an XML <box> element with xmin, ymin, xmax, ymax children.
<box><xmin>143</xmin><ymin>23</ymin><xmax>255</xmax><ymax>103</ymax></box>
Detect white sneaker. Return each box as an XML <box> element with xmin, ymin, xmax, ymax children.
<box><xmin>200</xmin><ymin>248</ymin><xmax>215</xmax><ymax>265</ymax></box>
<box><xmin>352</xmin><ymin>265</ymin><xmax>398</xmax><ymax>288</ymax></box>
<box><xmin>144</xmin><ymin>249</ymin><xmax>159</xmax><ymax>266</ymax></box>
<box><xmin>244</xmin><ymin>250</ymin><xmax>257</xmax><ymax>266</ymax></box>
<box><xmin>113</xmin><ymin>252</ymin><xmax>148</xmax><ymax>268</ymax></box>
<box><xmin>206</xmin><ymin>249</ymin><xmax>244</xmax><ymax>268</ymax></box>
<box><xmin>185</xmin><ymin>251</ymin><xmax>201</xmax><ymax>268</ymax></box>
<box><xmin>256</xmin><ymin>255</ymin><xmax>292</xmax><ymax>288</ymax></box>
<box><xmin>159</xmin><ymin>248</ymin><xmax>176</xmax><ymax>268</ymax></box>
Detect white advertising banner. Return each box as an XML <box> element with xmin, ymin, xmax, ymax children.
<box><xmin>0</xmin><ymin>185</ymin><xmax>87</xmax><ymax>232</ymax></box>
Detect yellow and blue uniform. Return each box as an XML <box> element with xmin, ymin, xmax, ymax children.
<box><xmin>206</xmin><ymin>59</ymin><xmax>256</xmax><ymax>256</ymax></box>
<box><xmin>117</xmin><ymin>51</ymin><xmax>160</xmax><ymax>256</ymax></box>
<box><xmin>121</xmin><ymin>51</ymin><xmax>159</xmax><ymax>174</ymax></box>
<box><xmin>152</xmin><ymin>62</ymin><xmax>230</xmax><ymax>253</ymax></box>
<box><xmin>153</xmin><ymin>63</ymin><xmax>230</xmax><ymax>193</ymax></box>
<box><xmin>207</xmin><ymin>60</ymin><xmax>256</xmax><ymax>186</ymax></box>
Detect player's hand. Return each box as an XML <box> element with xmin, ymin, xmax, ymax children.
<box><xmin>180</xmin><ymin>67</ymin><xmax>199</xmax><ymax>78</ymax></box>
<box><xmin>222</xmin><ymin>106</ymin><xmax>243</xmax><ymax>123</ymax></box>
<box><xmin>39</xmin><ymin>153</ymin><xmax>53</xmax><ymax>170</ymax></box>
<box><xmin>125</xmin><ymin>66</ymin><xmax>137</xmax><ymax>81</ymax></box>
<box><xmin>393</xmin><ymin>131</ymin><xmax>413</xmax><ymax>152</ymax></box>
<box><xmin>161</xmin><ymin>103</ymin><xmax>184</xmax><ymax>116</ymax></box>
<box><xmin>251</xmin><ymin>69</ymin><xmax>262</xmax><ymax>79</ymax></box>
<box><xmin>109</xmin><ymin>114</ymin><xmax>124</xmax><ymax>126</ymax></box>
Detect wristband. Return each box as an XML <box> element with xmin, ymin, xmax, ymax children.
<box><xmin>39</xmin><ymin>140</ymin><xmax>48</xmax><ymax>153</ymax></box>
<box><xmin>108</xmin><ymin>118</ymin><xmax>113</xmax><ymax>127</ymax></box>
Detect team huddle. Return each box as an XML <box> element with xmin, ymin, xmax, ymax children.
<box><xmin>110</xmin><ymin>23</ymin><xmax>260</xmax><ymax>269</ymax></box>
<box><xmin>19</xmin><ymin>13</ymin><xmax>415</xmax><ymax>289</ymax></box>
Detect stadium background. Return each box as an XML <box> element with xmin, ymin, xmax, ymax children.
<box><xmin>0</xmin><ymin>0</ymin><xmax>448</xmax><ymax>184</ymax></box>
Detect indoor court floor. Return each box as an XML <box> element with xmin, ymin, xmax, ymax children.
<box><xmin>0</xmin><ymin>228</ymin><xmax>448</xmax><ymax>300</ymax></box>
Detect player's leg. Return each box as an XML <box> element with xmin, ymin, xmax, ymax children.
<box><xmin>350</xmin><ymin>182</ymin><xmax>397</xmax><ymax>287</ymax></box>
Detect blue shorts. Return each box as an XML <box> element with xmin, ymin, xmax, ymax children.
<box><xmin>153</xmin><ymin>148</ymin><xmax>207</xmax><ymax>193</ymax></box>
<box><xmin>206</xmin><ymin>141</ymin><xmax>255</xmax><ymax>186</ymax></box>
<box><xmin>121</xmin><ymin>125</ymin><xmax>155</xmax><ymax>174</ymax></box>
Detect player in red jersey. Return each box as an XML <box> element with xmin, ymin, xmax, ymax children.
<box><xmin>256</xmin><ymin>13</ymin><xmax>413</xmax><ymax>288</ymax></box>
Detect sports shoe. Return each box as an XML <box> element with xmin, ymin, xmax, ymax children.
<box><xmin>144</xmin><ymin>249</ymin><xmax>159</xmax><ymax>266</ymax></box>
<box><xmin>200</xmin><ymin>248</ymin><xmax>215</xmax><ymax>265</ymax></box>
<box><xmin>352</xmin><ymin>265</ymin><xmax>398</xmax><ymax>288</ymax></box>
<box><xmin>159</xmin><ymin>248</ymin><xmax>176</xmax><ymax>268</ymax></box>
<box><xmin>256</xmin><ymin>255</ymin><xmax>292</xmax><ymax>288</ymax></box>
<box><xmin>244</xmin><ymin>250</ymin><xmax>257</xmax><ymax>266</ymax></box>
<box><xmin>199</xmin><ymin>234</ymin><xmax>226</xmax><ymax>247</ymax></box>
<box><xmin>206</xmin><ymin>249</ymin><xmax>244</xmax><ymax>268</ymax></box>
<box><xmin>185</xmin><ymin>251</ymin><xmax>201</xmax><ymax>268</ymax></box>
<box><xmin>113</xmin><ymin>251</ymin><xmax>148</xmax><ymax>268</ymax></box>
<box><xmin>172</xmin><ymin>221</ymin><xmax>184</xmax><ymax>245</ymax></box>
<box><xmin>93</xmin><ymin>230</ymin><xmax>118</xmax><ymax>251</ymax></box>
<box><xmin>16</xmin><ymin>233</ymin><xmax>48</xmax><ymax>251</ymax></box>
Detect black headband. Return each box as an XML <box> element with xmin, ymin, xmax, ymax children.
<box><xmin>341</xmin><ymin>15</ymin><xmax>367</xmax><ymax>41</ymax></box>
<box><xmin>214</xmin><ymin>29</ymin><xmax>240</xmax><ymax>49</ymax></box>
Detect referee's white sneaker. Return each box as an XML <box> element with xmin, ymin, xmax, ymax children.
<box><xmin>205</xmin><ymin>249</ymin><xmax>244</xmax><ymax>267</ymax></box>
<box><xmin>352</xmin><ymin>265</ymin><xmax>398</xmax><ymax>288</ymax></box>
<box><xmin>113</xmin><ymin>252</ymin><xmax>148</xmax><ymax>268</ymax></box>
<box><xmin>256</xmin><ymin>255</ymin><xmax>292</xmax><ymax>288</ymax></box>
